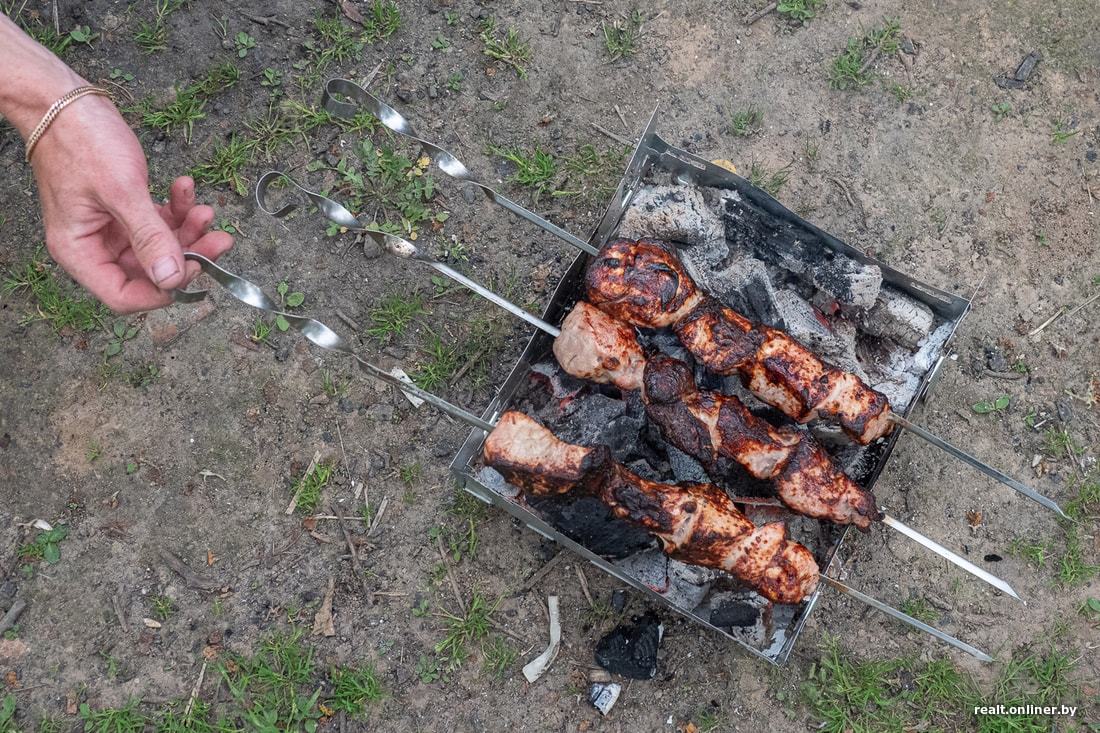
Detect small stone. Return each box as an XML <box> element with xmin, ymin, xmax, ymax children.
<box><xmin>338</xmin><ymin>398</ymin><xmax>355</xmax><ymax>413</ymax></box>
<box><xmin>428</xmin><ymin>85</ymin><xmax>439</xmax><ymax>99</ymax></box>
<box><xmin>1056</xmin><ymin>399</ymin><xmax>1073</xmax><ymax>424</ymax></box>
<box><xmin>610</xmin><ymin>589</ymin><xmax>627</xmax><ymax>612</ymax></box>
<box><xmin>274</xmin><ymin>344</ymin><xmax>292</xmax><ymax>362</ymax></box>
<box><xmin>587</xmin><ymin>669</ymin><xmax>611</xmax><ymax>684</ymax></box>
<box><xmin>309</xmin><ymin>394</ymin><xmax>329</xmax><ymax>405</ymax></box>
<box><xmin>396</xmin><ymin>88</ymin><xmax>415</xmax><ymax>103</ymax></box>
<box><xmin>142</xmin><ymin>618</ymin><xmax>162</xmax><ymax>629</ymax></box>
<box><xmin>985</xmin><ymin>347</ymin><xmax>1009</xmax><ymax>372</ymax></box>
<box><xmin>460</xmin><ymin>185</ymin><xmax>479</xmax><ymax>204</ymax></box>
<box><xmin>1086</xmin><ymin>149</ymin><xmax>1097</xmax><ymax>163</ymax></box>
<box><xmin>362</xmin><ymin>237</ymin><xmax>382</xmax><ymax>259</ymax></box>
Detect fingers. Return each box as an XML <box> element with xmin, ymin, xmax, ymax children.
<box><xmin>185</xmin><ymin>230</ymin><xmax>235</xmax><ymax>262</ymax></box>
<box><xmin>178</xmin><ymin>204</ymin><xmax>215</xmax><ymax>247</ymax></box>
<box><xmin>110</xmin><ymin>196</ymin><xmax>187</xmax><ymax>289</ymax></box>
<box><xmin>167</xmin><ymin>176</ymin><xmax>197</xmax><ymax>227</ymax></box>
<box><xmin>56</xmin><ymin>241</ymin><xmax>173</xmax><ymax>313</ymax></box>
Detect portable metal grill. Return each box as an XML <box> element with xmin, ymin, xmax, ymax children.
<box><xmin>449</xmin><ymin>111</ymin><xmax>972</xmax><ymax>665</ymax></box>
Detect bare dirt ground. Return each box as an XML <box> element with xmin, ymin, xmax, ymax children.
<box><xmin>1</xmin><ymin>0</ymin><xmax>1098</xmax><ymax>731</ymax></box>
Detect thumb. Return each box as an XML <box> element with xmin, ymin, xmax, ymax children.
<box><xmin>118</xmin><ymin>199</ymin><xmax>187</xmax><ymax>289</ymax></box>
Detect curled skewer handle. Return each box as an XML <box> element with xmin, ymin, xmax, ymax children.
<box><xmin>173</xmin><ymin>252</ymin><xmax>497</xmax><ymax>434</ymax></box>
<box><xmin>889</xmin><ymin>414</ymin><xmax>1068</xmax><ymax>519</ymax></box>
<box><xmin>321</xmin><ymin>77</ymin><xmax>599</xmax><ymax>256</ymax></box>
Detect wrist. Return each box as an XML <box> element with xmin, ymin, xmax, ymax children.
<box><xmin>0</xmin><ymin>17</ymin><xmax>88</xmax><ymax>139</ymax></box>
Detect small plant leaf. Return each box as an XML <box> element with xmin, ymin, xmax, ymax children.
<box><xmin>125</xmin><ymin>326</ymin><xmax>139</xmax><ymax>340</ymax></box>
<box><xmin>277</xmin><ymin>281</ymin><xmax>289</xmax><ymax>297</ymax></box>
<box><xmin>113</xmin><ymin>320</ymin><xmax>127</xmax><ymax>338</ymax></box>
<box><xmin>1088</xmin><ymin>597</ymin><xmax>1100</xmax><ymax>613</ymax></box>
<box><xmin>106</xmin><ymin>341</ymin><xmax>122</xmax><ymax>357</ymax></box>
<box><xmin>993</xmin><ymin>395</ymin><xmax>1011</xmax><ymax>410</ymax></box>
<box><xmin>275</xmin><ymin>315</ymin><xmax>290</xmax><ymax>331</ymax></box>
<box><xmin>42</xmin><ymin>542</ymin><xmax>61</xmax><ymax>565</ymax></box>
<box><xmin>286</xmin><ymin>292</ymin><xmax>305</xmax><ymax>308</ymax></box>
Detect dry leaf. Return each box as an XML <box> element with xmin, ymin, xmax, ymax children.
<box><xmin>302</xmin><ymin>516</ymin><xmax>317</xmax><ymax>532</ymax></box>
<box><xmin>206</xmin><ymin>549</ymin><xmax>217</xmax><ymax>567</ymax></box>
<box><xmin>66</xmin><ymin>691</ymin><xmax>79</xmax><ymax>715</ymax></box>
<box><xmin>338</xmin><ymin>0</ymin><xmax>364</xmax><ymax>25</ymax></box>
<box><xmin>710</xmin><ymin>159</ymin><xmax>738</xmax><ymax>174</ymax></box>
<box><xmin>4</xmin><ymin>670</ymin><xmax>18</xmax><ymax>688</ymax></box>
<box><xmin>966</xmin><ymin>510</ymin><xmax>982</xmax><ymax>528</ymax></box>
<box><xmin>202</xmin><ymin>645</ymin><xmax>219</xmax><ymax>661</ymax></box>
<box><xmin>142</xmin><ymin>618</ymin><xmax>162</xmax><ymax>629</ymax></box>
<box><xmin>312</xmin><ymin>577</ymin><xmax>336</xmax><ymax>637</ymax></box>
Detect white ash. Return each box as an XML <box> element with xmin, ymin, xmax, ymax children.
<box><xmin>860</xmin><ymin>287</ymin><xmax>936</xmax><ymax>350</ymax></box>
<box><xmin>614</xmin><ymin>549</ymin><xmax>716</xmax><ymax>610</ymax></box>
<box><xmin>616</xmin><ymin>184</ymin><xmax>726</xmax><ymax>248</ymax></box>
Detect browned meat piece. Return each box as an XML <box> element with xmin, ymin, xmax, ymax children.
<box><xmin>483</xmin><ymin>411</ymin><xmax>820</xmax><ymax>604</ymax></box>
<box><xmin>553</xmin><ymin>301</ymin><xmax>646</xmax><ymax>392</ymax></box>
<box><xmin>584</xmin><ymin>238</ymin><xmax>704</xmax><ymax>328</ymax></box>
<box><xmin>483</xmin><ymin>410</ymin><xmax>612</xmax><ymax>496</ymax></box>
<box><xmin>586</xmin><ymin>238</ymin><xmax>894</xmax><ymax>444</ymax></box>
<box><xmin>641</xmin><ymin>356</ymin><xmax>881</xmax><ymax>528</ymax></box>
<box><xmin>775</xmin><ymin>434</ymin><xmax>883</xmax><ymax>529</ymax></box>
<box><xmin>643</xmin><ymin>356</ymin><xmax>798</xmax><ymax>479</ymax></box>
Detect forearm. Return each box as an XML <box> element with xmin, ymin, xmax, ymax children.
<box><xmin>0</xmin><ymin>15</ymin><xmax>86</xmax><ymax>139</ymax></box>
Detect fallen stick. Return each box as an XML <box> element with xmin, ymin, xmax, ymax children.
<box><xmin>286</xmin><ymin>451</ymin><xmax>322</xmax><ymax>515</ymax></box>
<box><xmin>744</xmin><ymin>1</ymin><xmax>777</xmax><ymax>25</ymax></box>
<box><xmin>336</xmin><ymin>508</ymin><xmax>371</xmax><ymax>596</ymax></box>
<box><xmin>0</xmin><ymin>599</ymin><xmax>27</xmax><ymax>636</ymax></box>
<box><xmin>511</xmin><ymin>550</ymin><xmax>565</xmax><ymax>597</ymax></box>
<box><xmin>158</xmin><ymin>548</ymin><xmax>220</xmax><ymax>592</ymax></box>
<box><xmin>590</xmin><ymin>122</ymin><xmax>635</xmax><ymax>147</ymax></box>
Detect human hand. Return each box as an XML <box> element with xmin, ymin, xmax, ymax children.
<box><xmin>29</xmin><ymin>94</ymin><xmax>233</xmax><ymax>313</ymax></box>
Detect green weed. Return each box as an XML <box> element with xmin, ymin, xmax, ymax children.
<box><xmin>190</xmin><ymin>134</ymin><xmax>252</xmax><ymax>196</ymax></box>
<box><xmin>3</xmin><ymin>248</ymin><xmax>108</xmax><ymax>331</ymax></box>
<box><xmin>0</xmin><ymin>696</ymin><xmax>15</xmax><ymax>733</ymax></box>
<box><xmin>777</xmin><ymin>0</ymin><xmax>823</xmax><ymax>22</ymax></box>
<box><xmin>220</xmin><ymin>629</ymin><xmax>322</xmax><ymax>732</ymax></box>
<box><xmin>292</xmin><ymin>461</ymin><xmax>334</xmax><ymax>514</ymax></box>
<box><xmin>802</xmin><ymin>636</ymin><xmax>909</xmax><ymax>732</ymax></box>
<box><xmin>828</xmin><ymin>18</ymin><xmax>902</xmax><ymax>91</ymax></box>
<box><xmin>79</xmin><ymin>700</ymin><xmax>146</xmax><ymax>733</ymax></box>
<box><xmin>434</xmin><ymin>592</ymin><xmax>499</xmax><ymax>671</ymax></box>
<box><xmin>19</xmin><ymin>525</ymin><xmax>69</xmax><ymax>565</ymax></box>
<box><xmin>133</xmin><ymin>0</ymin><xmax>190</xmax><ymax>53</ymax></box>
<box><xmin>748</xmin><ymin>161</ymin><xmax>791</xmax><ymax>196</ymax></box>
<box><xmin>367</xmin><ymin>292</ymin><xmax>426</xmax><ymax>340</ymax></box>
<box><xmin>1052</xmin><ymin>119</ymin><xmax>1080</xmax><ymax>144</ymax></box>
<box><xmin>412</xmin><ymin>331</ymin><xmax>460</xmax><ymax>390</ymax></box>
<box><xmin>480</xmin><ymin>18</ymin><xmax>532</xmax><ymax>78</ymax></box>
<box><xmin>991</xmin><ymin>101</ymin><xmax>1012</xmax><ymax>120</ymax></box>
<box><xmin>602</xmin><ymin>10</ymin><xmax>644</xmax><ymax>61</ymax></box>
<box><xmin>1010</xmin><ymin>537</ymin><xmax>1053</xmax><ymax>569</ymax></box>
<box><xmin>234</xmin><ymin>31</ymin><xmax>256</xmax><ymax>57</ymax></box>
<box><xmin>488</xmin><ymin>145</ymin><xmax>557</xmax><ymax>201</ymax></box>
<box><xmin>972</xmin><ymin>394</ymin><xmax>1010</xmax><ymax>414</ymax></box>
<box><xmin>399</xmin><ymin>462</ymin><xmax>422</xmax><ymax>486</ymax></box>
<box><xmin>1043</xmin><ymin>427</ymin><xmax>1084</xmax><ymax>459</ymax></box>
<box><xmin>1056</xmin><ymin>526</ymin><xmax>1098</xmax><ymax>585</ymax></box>
<box><xmin>151</xmin><ymin>594</ymin><xmax>175</xmax><ymax>621</ymax></box>
<box><xmin>481</xmin><ymin>636</ymin><xmax>516</xmax><ymax>679</ymax></box>
<box><xmin>898</xmin><ymin>597</ymin><xmax>939</xmax><ymax>624</ymax></box>
<box><xmin>730</xmin><ymin>106</ymin><xmax>764</xmax><ymax>137</ymax></box>
<box><xmin>328</xmin><ymin>665</ymin><xmax>384</xmax><ymax>716</ymax></box>
<box><xmin>363</xmin><ymin>0</ymin><xmax>401</xmax><ymax>42</ymax></box>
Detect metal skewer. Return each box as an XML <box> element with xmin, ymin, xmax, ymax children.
<box><xmin>319</xmin><ymin>77</ymin><xmax>599</xmax><ymax>257</ymax></box>
<box><xmin>255</xmin><ymin>171</ymin><xmax>560</xmax><ymax>338</ymax></box>
<box><xmin>820</xmin><ymin>576</ymin><xmax>994</xmax><ymax>663</ymax></box>
<box><xmin>888</xmin><ymin>414</ymin><xmax>1067</xmax><ymax>519</ymax></box>
<box><xmin>172</xmin><ymin>254</ymin><xmax>995</xmax><ymax>662</ymax></box>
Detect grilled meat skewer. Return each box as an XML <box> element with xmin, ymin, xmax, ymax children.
<box><xmin>555</xmin><ymin>302</ymin><xmax>881</xmax><ymax>528</ymax></box>
<box><xmin>585</xmin><ymin>238</ymin><xmax>893</xmax><ymax>444</ymax></box>
<box><xmin>483</xmin><ymin>410</ymin><xmax>821</xmax><ymax>604</ymax></box>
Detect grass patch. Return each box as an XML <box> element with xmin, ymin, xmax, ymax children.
<box><xmin>412</xmin><ymin>331</ymin><xmax>460</xmax><ymax>390</ymax></box>
<box><xmin>828</xmin><ymin>18</ymin><xmax>902</xmax><ymax>91</ymax></box>
<box><xmin>434</xmin><ymin>592</ymin><xmax>499</xmax><ymax>672</ymax></box>
<box><xmin>292</xmin><ymin>461</ymin><xmax>333</xmax><ymax>514</ymax></box>
<box><xmin>1010</xmin><ymin>537</ymin><xmax>1053</xmax><ymax>569</ymax></box>
<box><xmin>488</xmin><ymin>144</ymin><xmax>557</xmax><ymax>200</ymax></box>
<box><xmin>3</xmin><ymin>248</ymin><xmax>108</xmax><ymax>331</ymax></box>
<box><xmin>362</xmin><ymin>0</ymin><xmax>401</xmax><ymax>42</ymax></box>
<box><xmin>898</xmin><ymin>597</ymin><xmax>939</xmax><ymax>624</ymax></box>
<box><xmin>481</xmin><ymin>635</ymin><xmax>517</xmax><ymax>679</ymax></box>
<box><xmin>748</xmin><ymin>161</ymin><xmax>791</xmax><ymax>196</ymax></box>
<box><xmin>133</xmin><ymin>0</ymin><xmax>191</xmax><ymax>53</ymax></box>
<box><xmin>328</xmin><ymin>664</ymin><xmax>384</xmax><ymax>716</ymax></box>
<box><xmin>602</xmin><ymin>10</ymin><xmax>644</xmax><ymax>61</ymax></box>
<box><xmin>367</xmin><ymin>292</ymin><xmax>426</xmax><ymax>340</ymax></box>
<box><xmin>1042</xmin><ymin>426</ymin><xmax>1084</xmax><ymax>459</ymax></box>
<box><xmin>480</xmin><ymin>17</ymin><xmax>532</xmax><ymax>78</ymax></box>
<box><xmin>777</xmin><ymin>0</ymin><xmax>823</xmax><ymax>23</ymax></box>
<box><xmin>191</xmin><ymin>134</ymin><xmax>252</xmax><ymax>196</ymax></box>
<box><xmin>221</xmin><ymin>629</ymin><xmax>321</xmax><ymax>732</ymax></box>
<box><xmin>135</xmin><ymin>60</ymin><xmax>242</xmax><ymax>142</ymax></box>
<box><xmin>1051</xmin><ymin>119</ymin><xmax>1080</xmax><ymax>144</ymax></box>
<box><xmin>803</xmin><ymin>636</ymin><xmax>1091</xmax><ymax>732</ymax></box>
<box><xmin>1056</xmin><ymin>525</ymin><xmax>1098</xmax><ymax>585</ymax></box>
<box><xmin>332</xmin><ymin>138</ymin><xmax>440</xmax><ymax>236</ymax></box>
<box><xmin>730</xmin><ymin>106</ymin><xmax>764</xmax><ymax>137</ymax></box>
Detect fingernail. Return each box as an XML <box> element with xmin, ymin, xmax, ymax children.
<box><xmin>152</xmin><ymin>256</ymin><xmax>180</xmax><ymax>285</ymax></box>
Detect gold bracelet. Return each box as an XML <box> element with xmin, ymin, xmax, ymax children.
<box><xmin>24</xmin><ymin>85</ymin><xmax>112</xmax><ymax>163</ymax></box>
